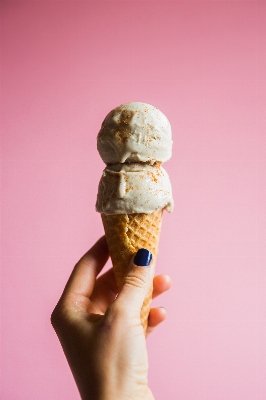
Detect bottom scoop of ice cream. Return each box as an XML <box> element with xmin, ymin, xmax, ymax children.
<box><xmin>96</xmin><ymin>163</ymin><xmax>174</xmax><ymax>215</ymax></box>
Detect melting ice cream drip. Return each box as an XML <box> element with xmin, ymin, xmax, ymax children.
<box><xmin>117</xmin><ymin>173</ymin><xmax>126</xmax><ymax>199</ymax></box>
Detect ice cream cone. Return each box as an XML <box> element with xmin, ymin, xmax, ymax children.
<box><xmin>96</xmin><ymin>102</ymin><xmax>173</xmax><ymax>334</ymax></box>
<box><xmin>101</xmin><ymin>209</ymin><xmax>163</xmax><ymax>334</ymax></box>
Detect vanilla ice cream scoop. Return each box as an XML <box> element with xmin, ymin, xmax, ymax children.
<box><xmin>97</xmin><ymin>102</ymin><xmax>172</xmax><ymax>165</ymax></box>
<box><xmin>96</xmin><ymin>163</ymin><xmax>174</xmax><ymax>214</ymax></box>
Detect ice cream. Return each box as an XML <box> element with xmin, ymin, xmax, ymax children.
<box><xmin>96</xmin><ymin>163</ymin><xmax>173</xmax><ymax>214</ymax></box>
<box><xmin>96</xmin><ymin>102</ymin><xmax>174</xmax><ymax>333</ymax></box>
<box><xmin>97</xmin><ymin>102</ymin><xmax>172</xmax><ymax>165</ymax></box>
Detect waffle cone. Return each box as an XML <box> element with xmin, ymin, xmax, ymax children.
<box><xmin>101</xmin><ymin>209</ymin><xmax>163</xmax><ymax>334</ymax></box>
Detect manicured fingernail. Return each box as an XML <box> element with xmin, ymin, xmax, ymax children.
<box><xmin>134</xmin><ymin>248</ymin><xmax>152</xmax><ymax>266</ymax></box>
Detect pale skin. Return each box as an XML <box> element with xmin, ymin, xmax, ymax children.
<box><xmin>51</xmin><ymin>236</ymin><xmax>172</xmax><ymax>400</ymax></box>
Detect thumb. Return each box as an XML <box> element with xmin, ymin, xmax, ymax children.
<box><xmin>114</xmin><ymin>249</ymin><xmax>154</xmax><ymax>318</ymax></box>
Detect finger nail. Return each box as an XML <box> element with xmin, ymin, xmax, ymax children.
<box><xmin>134</xmin><ymin>248</ymin><xmax>152</xmax><ymax>267</ymax></box>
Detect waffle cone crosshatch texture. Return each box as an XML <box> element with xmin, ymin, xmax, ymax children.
<box><xmin>102</xmin><ymin>209</ymin><xmax>163</xmax><ymax>332</ymax></box>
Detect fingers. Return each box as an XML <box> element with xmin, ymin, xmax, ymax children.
<box><xmin>145</xmin><ymin>274</ymin><xmax>171</xmax><ymax>335</ymax></box>
<box><xmin>111</xmin><ymin>249</ymin><xmax>155</xmax><ymax>318</ymax></box>
<box><xmin>146</xmin><ymin>307</ymin><xmax>167</xmax><ymax>336</ymax></box>
<box><xmin>90</xmin><ymin>268</ymin><xmax>118</xmax><ymax>313</ymax></box>
<box><xmin>62</xmin><ymin>236</ymin><xmax>109</xmax><ymax>299</ymax></box>
<box><xmin>152</xmin><ymin>274</ymin><xmax>172</xmax><ymax>299</ymax></box>
<box><xmin>146</xmin><ymin>275</ymin><xmax>171</xmax><ymax>335</ymax></box>
<box><xmin>89</xmin><ymin>270</ymin><xmax>172</xmax><ymax>315</ymax></box>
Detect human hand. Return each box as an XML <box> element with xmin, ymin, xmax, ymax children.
<box><xmin>51</xmin><ymin>236</ymin><xmax>172</xmax><ymax>400</ymax></box>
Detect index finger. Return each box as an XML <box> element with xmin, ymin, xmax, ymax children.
<box><xmin>62</xmin><ymin>236</ymin><xmax>109</xmax><ymax>298</ymax></box>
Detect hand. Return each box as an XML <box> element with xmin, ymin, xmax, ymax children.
<box><xmin>51</xmin><ymin>236</ymin><xmax>172</xmax><ymax>400</ymax></box>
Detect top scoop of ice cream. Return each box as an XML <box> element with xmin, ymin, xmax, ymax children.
<box><xmin>97</xmin><ymin>102</ymin><xmax>172</xmax><ymax>165</ymax></box>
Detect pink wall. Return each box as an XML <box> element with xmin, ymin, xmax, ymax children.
<box><xmin>1</xmin><ymin>1</ymin><xmax>266</xmax><ymax>399</ymax></box>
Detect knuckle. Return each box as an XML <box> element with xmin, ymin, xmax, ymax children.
<box><xmin>124</xmin><ymin>274</ymin><xmax>147</xmax><ymax>289</ymax></box>
<box><xmin>76</xmin><ymin>258</ymin><xmax>94</xmax><ymax>271</ymax></box>
<box><xmin>50</xmin><ymin>302</ymin><xmax>69</xmax><ymax>330</ymax></box>
<box><xmin>50</xmin><ymin>307</ymin><xmax>62</xmax><ymax>329</ymax></box>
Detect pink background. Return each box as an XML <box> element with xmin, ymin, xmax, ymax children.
<box><xmin>1</xmin><ymin>1</ymin><xmax>266</xmax><ymax>399</ymax></box>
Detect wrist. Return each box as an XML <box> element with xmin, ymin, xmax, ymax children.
<box><xmin>79</xmin><ymin>383</ymin><xmax>153</xmax><ymax>400</ymax></box>
<box><xmin>97</xmin><ymin>386</ymin><xmax>154</xmax><ymax>400</ymax></box>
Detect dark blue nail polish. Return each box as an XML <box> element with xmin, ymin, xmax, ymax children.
<box><xmin>134</xmin><ymin>248</ymin><xmax>152</xmax><ymax>267</ymax></box>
